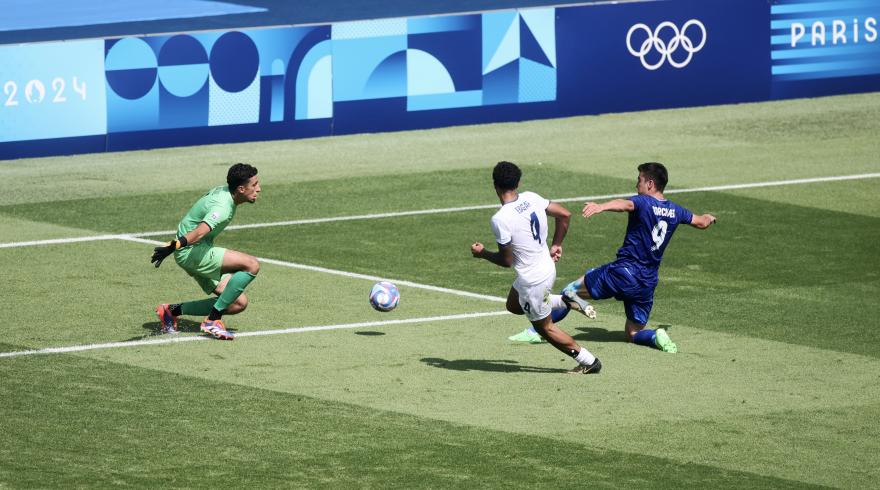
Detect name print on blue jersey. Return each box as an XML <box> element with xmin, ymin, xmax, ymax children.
<box><xmin>651</xmin><ymin>206</ymin><xmax>676</xmax><ymax>218</ymax></box>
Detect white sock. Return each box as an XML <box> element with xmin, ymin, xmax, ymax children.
<box><xmin>575</xmin><ymin>347</ymin><xmax>596</xmax><ymax>365</ymax></box>
<box><xmin>550</xmin><ymin>294</ymin><xmax>566</xmax><ymax>309</ymax></box>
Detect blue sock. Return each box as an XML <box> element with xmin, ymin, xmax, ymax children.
<box><xmin>526</xmin><ymin>326</ymin><xmax>537</xmax><ymax>334</ymax></box>
<box><xmin>551</xmin><ymin>305</ymin><xmax>569</xmax><ymax>323</ymax></box>
<box><xmin>632</xmin><ymin>329</ymin><xmax>656</xmax><ymax>347</ymax></box>
<box><xmin>562</xmin><ymin>278</ymin><xmax>583</xmax><ymax>296</ymax></box>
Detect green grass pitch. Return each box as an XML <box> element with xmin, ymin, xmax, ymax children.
<box><xmin>1</xmin><ymin>92</ymin><xmax>879</xmax><ymax>488</ymax></box>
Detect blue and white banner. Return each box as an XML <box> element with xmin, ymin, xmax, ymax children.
<box><xmin>771</xmin><ymin>0</ymin><xmax>880</xmax><ymax>98</ymax></box>
<box><xmin>771</xmin><ymin>0</ymin><xmax>879</xmax><ymax>81</ymax></box>
<box><xmin>0</xmin><ymin>40</ymin><xmax>106</xmax><ymax>143</ymax></box>
<box><xmin>556</xmin><ymin>0</ymin><xmax>770</xmax><ymax>115</ymax></box>
<box><xmin>1</xmin><ymin>0</ymin><xmax>879</xmax><ymax>159</ymax></box>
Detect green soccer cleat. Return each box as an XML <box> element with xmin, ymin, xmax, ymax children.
<box><xmin>508</xmin><ymin>328</ymin><xmax>545</xmax><ymax>343</ymax></box>
<box><xmin>654</xmin><ymin>328</ymin><xmax>677</xmax><ymax>353</ymax></box>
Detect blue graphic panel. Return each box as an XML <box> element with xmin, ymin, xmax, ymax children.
<box><xmin>332</xmin><ymin>36</ymin><xmax>408</xmax><ymax>101</ymax></box>
<box><xmin>771</xmin><ymin>0</ymin><xmax>880</xmax><ymax>98</ymax></box>
<box><xmin>519</xmin><ymin>58</ymin><xmax>556</xmax><ymax>103</ymax></box>
<box><xmin>483</xmin><ymin>60</ymin><xmax>519</xmax><ymax>105</ymax></box>
<box><xmin>104</xmin><ymin>25</ymin><xmax>332</xmax><ymax>134</ymax></box>
<box><xmin>295</xmin><ymin>41</ymin><xmax>333</xmax><ymax>120</ymax></box>
<box><xmin>407</xmin><ymin>90</ymin><xmax>482</xmax><ymax>111</ymax></box>
<box><xmin>482</xmin><ymin>9</ymin><xmax>557</xmax><ymax>106</ymax></box>
<box><xmin>556</xmin><ymin>0</ymin><xmax>770</xmax><ymax>115</ymax></box>
<box><xmin>408</xmin><ymin>15</ymin><xmax>482</xmax><ymax>92</ymax></box>
<box><xmin>12</xmin><ymin>1</ymin><xmax>880</xmax><ymax>159</ymax></box>
<box><xmin>0</xmin><ymin>40</ymin><xmax>106</xmax><ymax>143</ymax></box>
<box><xmin>332</xmin><ymin>10</ymin><xmax>555</xmax><ymax>116</ymax></box>
<box><xmin>405</xmin><ymin>50</ymin><xmax>454</xmax><ymax>96</ymax></box>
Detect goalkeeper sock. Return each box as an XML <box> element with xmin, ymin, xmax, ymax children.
<box><xmin>180</xmin><ymin>299</ymin><xmax>214</xmax><ymax>316</ymax></box>
<box><xmin>207</xmin><ymin>307</ymin><xmax>223</xmax><ymax>321</ymax></box>
<box><xmin>213</xmin><ymin>271</ymin><xmax>257</xmax><ymax>313</ymax></box>
<box><xmin>632</xmin><ymin>329</ymin><xmax>656</xmax><ymax>347</ymax></box>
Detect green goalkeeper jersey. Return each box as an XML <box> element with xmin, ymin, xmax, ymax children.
<box><xmin>176</xmin><ymin>185</ymin><xmax>237</xmax><ymax>250</ymax></box>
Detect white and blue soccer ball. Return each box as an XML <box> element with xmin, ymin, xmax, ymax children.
<box><xmin>369</xmin><ymin>281</ymin><xmax>400</xmax><ymax>312</ymax></box>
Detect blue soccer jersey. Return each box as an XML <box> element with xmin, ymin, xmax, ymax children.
<box><xmin>615</xmin><ymin>194</ymin><xmax>693</xmax><ymax>284</ymax></box>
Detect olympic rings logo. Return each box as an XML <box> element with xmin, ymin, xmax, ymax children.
<box><xmin>626</xmin><ymin>19</ymin><xmax>707</xmax><ymax>70</ymax></box>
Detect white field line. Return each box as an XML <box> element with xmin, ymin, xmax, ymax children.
<box><xmin>0</xmin><ymin>310</ymin><xmax>511</xmax><ymax>359</ymax></box>
<box><xmin>0</xmin><ymin>234</ymin><xmax>129</xmax><ymax>248</ymax></box>
<box><xmin>110</xmin><ymin>235</ymin><xmax>507</xmax><ymax>303</ymax></box>
<box><xmin>257</xmin><ymin>256</ymin><xmax>507</xmax><ymax>302</ymax></box>
<box><xmin>3</xmin><ymin>172</ymin><xmax>873</xmax><ymax>360</ymax></box>
<box><xmin>129</xmin><ymin>171</ymin><xmax>880</xmax><ymax>237</ymax></box>
<box><xmin>1</xmin><ymin>172</ymin><xmax>878</xmax><ymax>250</ymax></box>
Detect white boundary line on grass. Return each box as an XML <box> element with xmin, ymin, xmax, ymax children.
<box><xmin>2</xmin><ymin>172</ymin><xmax>875</xmax><ymax>359</ymax></box>
<box><xmin>112</xmin><ymin>236</ymin><xmax>507</xmax><ymax>303</ymax></box>
<box><xmin>2</xmin><ymin>172</ymin><xmax>877</xmax><ymax>249</ymax></box>
<box><xmin>257</xmin><ymin>256</ymin><xmax>507</xmax><ymax>303</ymax></box>
<box><xmin>0</xmin><ymin>310</ymin><xmax>511</xmax><ymax>359</ymax></box>
<box><xmin>121</xmin><ymin>171</ymin><xmax>880</xmax><ymax>237</ymax></box>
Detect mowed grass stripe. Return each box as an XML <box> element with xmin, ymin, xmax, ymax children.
<box><xmin>1</xmin><ymin>93</ymin><xmax>877</xmax><ymax>489</ymax></box>
<box><xmin>2</xmin><ymin>93</ymin><xmax>877</xmax><ymax>209</ymax></box>
<box><xmin>0</xmin><ymin>311</ymin><xmax>509</xmax><ymax>359</ymax></box>
<box><xmin>80</xmin><ymin>309</ymin><xmax>880</xmax><ymax>488</ymax></box>
<box><xmin>0</xmin><ymin>345</ymin><xmax>828</xmax><ymax>489</ymax></box>
<box><xmin>213</xmin><ymin>186</ymin><xmax>879</xmax><ymax>358</ymax></box>
<box><xmin>1</xmin><ymin>171</ymin><xmax>878</xmax><ymax>248</ymax></box>
<box><xmin>0</xmin><ymin>240</ymin><xmax>503</xmax><ymax>349</ymax></box>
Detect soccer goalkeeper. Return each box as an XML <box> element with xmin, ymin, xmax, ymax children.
<box><xmin>151</xmin><ymin>163</ymin><xmax>261</xmax><ymax>340</ymax></box>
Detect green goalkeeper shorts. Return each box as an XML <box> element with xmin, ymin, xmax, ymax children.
<box><xmin>174</xmin><ymin>243</ymin><xmax>229</xmax><ymax>295</ymax></box>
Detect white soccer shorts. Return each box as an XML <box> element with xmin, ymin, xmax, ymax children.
<box><xmin>513</xmin><ymin>272</ymin><xmax>555</xmax><ymax>322</ymax></box>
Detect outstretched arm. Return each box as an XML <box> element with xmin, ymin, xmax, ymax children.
<box><xmin>582</xmin><ymin>199</ymin><xmax>634</xmax><ymax>218</ymax></box>
<box><xmin>546</xmin><ymin>202</ymin><xmax>571</xmax><ymax>262</ymax></box>
<box><xmin>689</xmin><ymin>213</ymin><xmax>717</xmax><ymax>229</ymax></box>
<box><xmin>471</xmin><ymin>241</ymin><xmax>514</xmax><ymax>268</ymax></box>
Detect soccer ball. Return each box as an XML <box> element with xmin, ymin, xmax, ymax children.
<box><xmin>369</xmin><ymin>281</ymin><xmax>399</xmax><ymax>312</ymax></box>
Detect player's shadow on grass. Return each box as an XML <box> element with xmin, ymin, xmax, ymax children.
<box><xmin>571</xmin><ymin>326</ymin><xmax>628</xmax><ymax>343</ymax></box>
<box><xmin>137</xmin><ymin>319</ymin><xmax>237</xmax><ymax>340</ymax></box>
<box><xmin>421</xmin><ymin>357</ymin><xmax>567</xmax><ymax>374</ymax></box>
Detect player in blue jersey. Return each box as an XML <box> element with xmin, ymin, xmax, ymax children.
<box><xmin>559</xmin><ymin>162</ymin><xmax>716</xmax><ymax>352</ymax></box>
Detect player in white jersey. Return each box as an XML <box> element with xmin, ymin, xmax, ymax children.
<box><xmin>471</xmin><ymin>161</ymin><xmax>601</xmax><ymax>374</ymax></box>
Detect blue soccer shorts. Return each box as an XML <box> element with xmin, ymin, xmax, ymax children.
<box><xmin>584</xmin><ymin>262</ymin><xmax>655</xmax><ymax>325</ymax></box>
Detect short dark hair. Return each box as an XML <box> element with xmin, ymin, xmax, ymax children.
<box><xmin>227</xmin><ymin>163</ymin><xmax>258</xmax><ymax>191</ymax></box>
<box><xmin>638</xmin><ymin>162</ymin><xmax>668</xmax><ymax>191</ymax></box>
<box><xmin>492</xmin><ymin>161</ymin><xmax>521</xmax><ymax>191</ymax></box>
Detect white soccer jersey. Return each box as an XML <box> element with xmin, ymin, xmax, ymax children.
<box><xmin>490</xmin><ymin>191</ymin><xmax>555</xmax><ymax>285</ymax></box>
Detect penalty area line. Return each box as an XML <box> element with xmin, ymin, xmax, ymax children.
<box><xmin>0</xmin><ymin>310</ymin><xmax>510</xmax><ymax>359</ymax></box>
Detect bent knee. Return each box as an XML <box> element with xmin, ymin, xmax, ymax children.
<box><xmin>245</xmin><ymin>256</ymin><xmax>260</xmax><ymax>275</ymax></box>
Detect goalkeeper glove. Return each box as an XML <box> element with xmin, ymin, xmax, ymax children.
<box><xmin>151</xmin><ymin>236</ymin><xmax>188</xmax><ymax>268</ymax></box>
